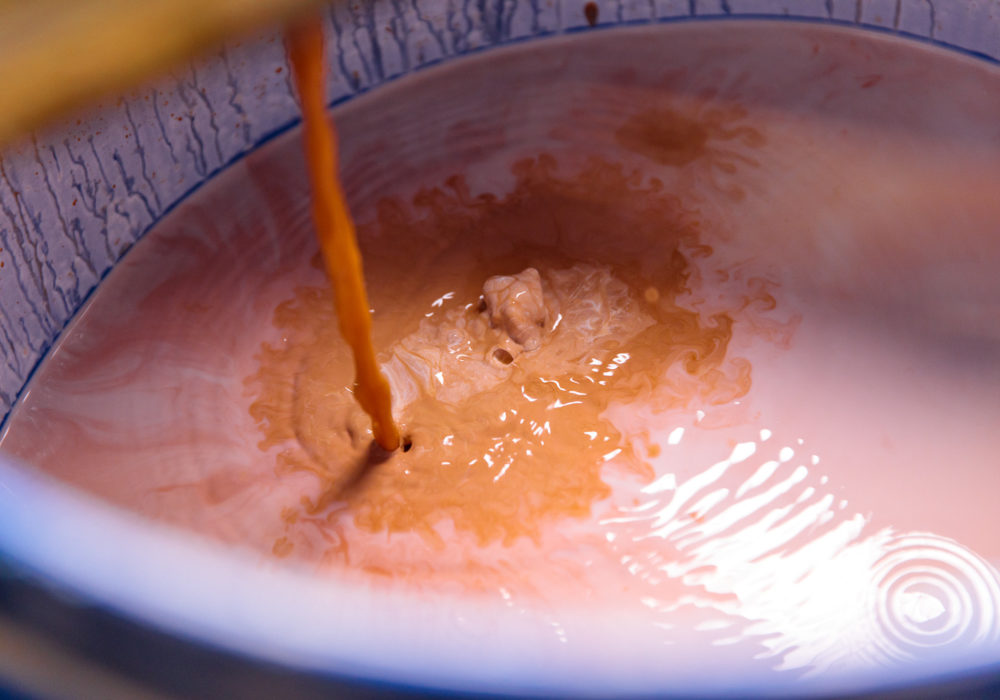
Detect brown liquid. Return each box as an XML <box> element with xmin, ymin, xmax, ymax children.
<box><xmin>267</xmin><ymin>17</ymin><xmax>777</xmax><ymax>554</ymax></box>
<box><xmin>285</xmin><ymin>18</ymin><xmax>400</xmax><ymax>451</ymax></box>
<box><xmin>613</xmin><ymin>106</ymin><xmax>766</xmax><ymax>202</ymax></box>
<box><xmin>247</xmin><ymin>155</ymin><xmax>781</xmax><ymax>554</ymax></box>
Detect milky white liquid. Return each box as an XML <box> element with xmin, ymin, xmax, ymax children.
<box><xmin>2</xmin><ymin>22</ymin><xmax>1000</xmax><ymax>685</ymax></box>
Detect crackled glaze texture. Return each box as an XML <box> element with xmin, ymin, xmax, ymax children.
<box><xmin>1</xmin><ymin>1</ymin><xmax>999</xmax><ymax>423</ymax></box>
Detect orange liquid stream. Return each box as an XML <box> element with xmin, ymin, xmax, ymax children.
<box><xmin>285</xmin><ymin>18</ymin><xmax>400</xmax><ymax>451</ymax></box>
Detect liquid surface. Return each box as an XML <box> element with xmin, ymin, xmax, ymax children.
<box><xmin>248</xmin><ymin>155</ymin><xmax>776</xmax><ymax>549</ymax></box>
<box><xmin>3</xmin><ymin>22</ymin><xmax>1000</xmax><ymax>685</ymax></box>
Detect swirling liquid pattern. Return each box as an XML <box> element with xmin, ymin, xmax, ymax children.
<box><xmin>2</xmin><ymin>23</ymin><xmax>1000</xmax><ymax>687</ymax></box>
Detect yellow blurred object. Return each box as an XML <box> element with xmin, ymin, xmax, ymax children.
<box><xmin>0</xmin><ymin>0</ymin><xmax>328</xmax><ymax>144</ymax></box>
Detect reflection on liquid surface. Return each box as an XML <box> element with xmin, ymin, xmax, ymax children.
<box><xmin>2</xmin><ymin>22</ymin><xmax>1000</xmax><ymax>688</ymax></box>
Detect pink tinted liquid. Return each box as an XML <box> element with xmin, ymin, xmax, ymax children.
<box><xmin>2</xmin><ymin>23</ymin><xmax>1000</xmax><ymax>679</ymax></box>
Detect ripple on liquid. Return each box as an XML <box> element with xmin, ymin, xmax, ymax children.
<box><xmin>870</xmin><ymin>533</ymin><xmax>1000</xmax><ymax>663</ymax></box>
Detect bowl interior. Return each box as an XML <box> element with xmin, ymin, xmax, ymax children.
<box><xmin>2</xmin><ymin>17</ymin><xmax>1000</xmax><ymax>697</ymax></box>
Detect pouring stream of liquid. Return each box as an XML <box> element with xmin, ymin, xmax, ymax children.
<box><xmin>285</xmin><ymin>17</ymin><xmax>400</xmax><ymax>451</ymax></box>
